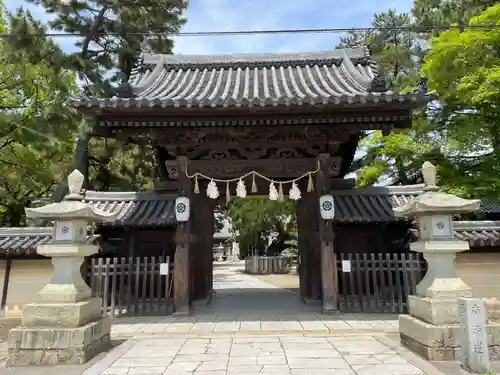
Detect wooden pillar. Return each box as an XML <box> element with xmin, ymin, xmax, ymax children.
<box><xmin>296</xmin><ymin>198</ymin><xmax>309</xmax><ymax>302</ymax></box>
<box><xmin>1</xmin><ymin>258</ymin><xmax>12</xmax><ymax>314</ymax></box>
<box><xmin>316</xmin><ymin>153</ymin><xmax>338</xmax><ymax>313</ymax></box>
<box><xmin>173</xmin><ymin>156</ymin><xmax>192</xmax><ymax>315</ymax></box>
<box><xmin>191</xmin><ymin>194</ymin><xmax>215</xmax><ymax>301</ymax></box>
<box><xmin>297</xmin><ymin>191</ymin><xmax>321</xmax><ymax>302</ymax></box>
<box><xmin>308</xmin><ymin>191</ymin><xmax>322</xmax><ymax>300</ymax></box>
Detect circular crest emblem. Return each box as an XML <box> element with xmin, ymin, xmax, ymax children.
<box><xmin>322</xmin><ymin>201</ymin><xmax>333</xmax><ymax>211</ymax></box>
<box><xmin>176</xmin><ymin>202</ymin><xmax>187</xmax><ymax>214</ymax></box>
<box><xmin>61</xmin><ymin>226</ymin><xmax>69</xmax><ymax>234</ymax></box>
<box><xmin>436</xmin><ymin>221</ymin><xmax>445</xmax><ymax>230</ymax></box>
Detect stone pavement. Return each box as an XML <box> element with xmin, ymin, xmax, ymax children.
<box><xmin>110</xmin><ymin>263</ymin><xmax>400</xmax><ymax>337</ymax></box>
<box><xmin>82</xmin><ymin>333</ymin><xmax>446</xmax><ymax>375</ymax></box>
<box><xmin>0</xmin><ymin>263</ymin><xmax>454</xmax><ymax>374</ymax></box>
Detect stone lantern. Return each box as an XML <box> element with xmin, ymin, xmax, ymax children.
<box><xmin>394</xmin><ymin>161</ymin><xmax>481</xmax><ymax>360</ymax></box>
<box><xmin>7</xmin><ymin>170</ymin><xmax>117</xmax><ymax>367</ymax></box>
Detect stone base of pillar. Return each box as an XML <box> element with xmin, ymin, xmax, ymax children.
<box><xmin>399</xmin><ymin>314</ymin><xmax>500</xmax><ymax>361</ymax></box>
<box><xmin>7</xmin><ymin>316</ymin><xmax>111</xmax><ymax>366</ymax></box>
<box><xmin>408</xmin><ymin>295</ymin><xmax>463</xmax><ymax>325</ymax></box>
<box><xmin>6</xmin><ymin>297</ymin><xmax>111</xmax><ymax>367</ymax></box>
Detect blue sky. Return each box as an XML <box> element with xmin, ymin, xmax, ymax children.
<box><xmin>4</xmin><ymin>0</ymin><xmax>414</xmax><ymax>54</ymax></box>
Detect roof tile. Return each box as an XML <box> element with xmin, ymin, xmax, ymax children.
<box><xmin>83</xmin><ymin>190</ymin><xmax>177</xmax><ymax>227</ymax></box>
<box><xmin>73</xmin><ymin>47</ymin><xmax>433</xmax><ymax>110</ymax></box>
<box><xmin>332</xmin><ymin>184</ymin><xmax>424</xmax><ymax>223</ymax></box>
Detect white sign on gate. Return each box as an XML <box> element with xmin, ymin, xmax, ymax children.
<box><xmin>159</xmin><ymin>263</ymin><xmax>170</xmax><ymax>275</ymax></box>
<box><xmin>342</xmin><ymin>260</ymin><xmax>351</xmax><ymax>273</ymax></box>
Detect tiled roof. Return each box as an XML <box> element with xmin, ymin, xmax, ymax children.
<box><xmin>0</xmin><ymin>227</ymin><xmax>99</xmax><ymax>256</ymax></box>
<box><xmin>478</xmin><ymin>201</ymin><xmax>500</xmax><ymax>215</ymax></box>
<box><xmin>453</xmin><ymin>221</ymin><xmax>500</xmax><ymax>247</ymax></box>
<box><xmin>73</xmin><ymin>47</ymin><xmax>433</xmax><ymax>110</ymax></box>
<box><xmin>84</xmin><ymin>190</ymin><xmax>177</xmax><ymax>227</ymax></box>
<box><xmin>332</xmin><ymin>184</ymin><xmax>425</xmax><ymax>223</ymax></box>
<box><xmin>0</xmin><ymin>227</ymin><xmax>52</xmax><ymax>256</ymax></box>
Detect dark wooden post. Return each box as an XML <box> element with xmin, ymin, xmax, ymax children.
<box><xmin>173</xmin><ymin>156</ymin><xmax>192</xmax><ymax>315</ymax></box>
<box><xmin>316</xmin><ymin>153</ymin><xmax>338</xmax><ymax>313</ymax></box>
<box><xmin>191</xmin><ymin>194</ymin><xmax>215</xmax><ymax>302</ymax></box>
<box><xmin>296</xmin><ymin>198</ymin><xmax>309</xmax><ymax>302</ymax></box>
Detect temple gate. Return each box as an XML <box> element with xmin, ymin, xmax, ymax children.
<box><xmin>74</xmin><ymin>46</ymin><xmax>432</xmax><ymax>314</ymax></box>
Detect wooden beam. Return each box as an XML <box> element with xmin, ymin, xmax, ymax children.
<box><xmin>187</xmin><ymin>158</ymin><xmax>342</xmax><ymax>180</ymax></box>
<box><xmin>173</xmin><ymin>156</ymin><xmax>192</xmax><ymax>315</ymax></box>
<box><xmin>1</xmin><ymin>259</ymin><xmax>12</xmax><ymax>314</ymax></box>
<box><xmin>316</xmin><ymin>154</ymin><xmax>338</xmax><ymax>314</ymax></box>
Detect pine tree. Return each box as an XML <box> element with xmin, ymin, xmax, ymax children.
<box><xmin>24</xmin><ymin>0</ymin><xmax>188</xmax><ymax>95</ymax></box>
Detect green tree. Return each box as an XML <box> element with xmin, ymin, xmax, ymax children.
<box><xmin>345</xmin><ymin>2</ymin><xmax>497</xmax><ymax>189</ymax></box>
<box><xmin>0</xmin><ymin>7</ymin><xmax>79</xmax><ymax>226</ymax></box>
<box><xmin>224</xmin><ymin>197</ymin><xmax>296</xmax><ymax>258</ymax></box>
<box><xmin>25</xmin><ymin>0</ymin><xmax>188</xmax><ymax>94</ymax></box>
<box><xmin>18</xmin><ymin>0</ymin><xmax>189</xmax><ymax>195</ymax></box>
<box><xmin>421</xmin><ymin>4</ymin><xmax>500</xmax><ymax>198</ymax></box>
<box><xmin>412</xmin><ymin>0</ymin><xmax>497</xmax><ymax>31</ymax></box>
<box><xmin>338</xmin><ymin>10</ymin><xmax>432</xmax><ymax>186</ymax></box>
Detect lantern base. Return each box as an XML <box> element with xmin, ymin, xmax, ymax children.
<box><xmin>7</xmin><ymin>315</ymin><xmax>111</xmax><ymax>366</ymax></box>
<box><xmin>20</xmin><ymin>297</ymin><xmax>103</xmax><ymax>328</ymax></box>
<box><xmin>399</xmin><ymin>314</ymin><xmax>500</xmax><ymax>362</ymax></box>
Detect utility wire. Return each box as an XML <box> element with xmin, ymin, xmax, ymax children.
<box><xmin>0</xmin><ymin>24</ymin><xmax>499</xmax><ymax>38</ymax></box>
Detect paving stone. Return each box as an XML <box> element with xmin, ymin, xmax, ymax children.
<box><xmin>166</xmin><ymin>361</ymin><xmax>201</xmax><ymax>371</ymax></box>
<box><xmin>351</xmin><ymin>363</ymin><xmax>425</xmax><ymax>375</ymax></box>
<box><xmin>174</xmin><ymin>354</ymin><xmax>228</xmax><ymax>362</ymax></box>
<box><xmin>284</xmin><ymin>349</ymin><xmax>342</xmax><ymax>358</ymax></box>
<box><xmin>257</xmin><ymin>355</ymin><xmax>287</xmax><ymax>365</ymax></box>
<box><xmin>229</xmin><ymin>356</ymin><xmax>259</xmax><ymax>365</ymax></box>
<box><xmin>291</xmin><ymin>370</ymin><xmax>356</xmax><ymax>375</ymax></box>
<box><xmin>299</xmin><ymin>321</ymin><xmax>328</xmax><ymax>330</ymax></box>
<box><xmin>261</xmin><ymin>364</ymin><xmax>290</xmax><ymax>372</ymax></box>
<box><xmin>189</xmin><ymin>322</ymin><xmax>215</xmax><ymax>332</ymax></box>
<box><xmin>127</xmin><ymin>367</ymin><xmax>166</xmax><ymax>374</ymax></box>
<box><xmin>282</xmin><ymin>342</ymin><xmax>333</xmax><ymax>350</ymax></box>
<box><xmin>233</xmin><ymin>336</ymin><xmax>278</xmax><ymax>343</ymax></box>
<box><xmin>287</xmin><ymin>358</ymin><xmax>350</xmax><ymax>369</ymax></box>
<box><xmin>227</xmin><ymin>364</ymin><xmax>264</xmax><ymax>373</ymax></box>
<box><xmin>101</xmin><ymin>368</ymin><xmax>129</xmax><ymax>375</ymax></box>
<box><xmin>373</xmin><ymin>353</ymin><xmax>408</xmax><ymax>364</ymax></box>
<box><xmin>121</xmin><ymin>348</ymin><xmax>178</xmax><ymax>358</ymax></box>
<box><xmin>279</xmin><ymin>337</ymin><xmax>328</xmax><ymax>343</ymax></box>
<box><xmin>239</xmin><ymin>321</ymin><xmax>262</xmax><ymax>330</ymax></box>
<box><xmin>280</xmin><ymin>321</ymin><xmax>303</xmax><ymax>330</ymax></box>
<box><xmin>261</xmin><ymin>321</ymin><xmax>284</xmax><ymax>330</ymax></box>
<box><xmin>196</xmin><ymin>361</ymin><xmax>228</xmax><ymax>371</ymax></box>
<box><xmin>164</xmin><ymin>323</ymin><xmax>193</xmax><ymax>332</ymax></box>
<box><xmin>343</xmin><ymin>354</ymin><xmax>381</xmax><ymax>365</ymax></box>
<box><xmin>112</xmin><ymin>357</ymin><xmax>174</xmax><ymax>367</ymax></box>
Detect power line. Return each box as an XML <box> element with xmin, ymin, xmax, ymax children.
<box><xmin>0</xmin><ymin>24</ymin><xmax>498</xmax><ymax>38</ymax></box>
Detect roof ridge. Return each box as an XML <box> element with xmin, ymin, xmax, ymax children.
<box><xmin>140</xmin><ymin>48</ymin><xmax>368</xmax><ymax>68</ymax></box>
<box><xmin>83</xmin><ymin>190</ymin><xmax>177</xmax><ymax>202</ymax></box>
<box><xmin>454</xmin><ymin>220</ymin><xmax>500</xmax><ymax>230</ymax></box>
<box><xmin>332</xmin><ymin>184</ymin><xmax>425</xmax><ymax>196</ymax></box>
<box><xmin>0</xmin><ymin>227</ymin><xmax>53</xmax><ymax>236</ymax></box>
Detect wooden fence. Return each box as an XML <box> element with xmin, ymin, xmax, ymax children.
<box><xmin>336</xmin><ymin>252</ymin><xmax>426</xmax><ymax>314</ymax></box>
<box><xmin>245</xmin><ymin>256</ymin><xmax>292</xmax><ymax>274</ymax></box>
<box><xmin>84</xmin><ymin>256</ymin><xmax>174</xmax><ymax>318</ymax></box>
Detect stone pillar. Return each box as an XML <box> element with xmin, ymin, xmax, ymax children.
<box><xmin>458</xmin><ymin>298</ymin><xmax>491</xmax><ymax>373</ymax></box>
<box><xmin>395</xmin><ymin>161</ymin><xmax>500</xmax><ymax>361</ymax></box>
<box><xmin>7</xmin><ymin>170</ymin><xmax>117</xmax><ymax>366</ymax></box>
